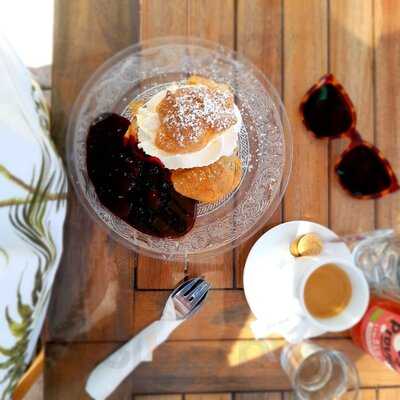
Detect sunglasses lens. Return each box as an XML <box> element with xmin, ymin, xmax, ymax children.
<box><xmin>335</xmin><ymin>144</ymin><xmax>393</xmax><ymax>197</ymax></box>
<box><xmin>303</xmin><ymin>83</ymin><xmax>353</xmax><ymax>137</ymax></box>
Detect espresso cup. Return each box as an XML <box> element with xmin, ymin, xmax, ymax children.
<box><xmin>295</xmin><ymin>257</ymin><xmax>370</xmax><ymax>332</ymax></box>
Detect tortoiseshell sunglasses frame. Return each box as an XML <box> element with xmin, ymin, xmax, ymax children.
<box><xmin>300</xmin><ymin>73</ymin><xmax>399</xmax><ymax>200</ymax></box>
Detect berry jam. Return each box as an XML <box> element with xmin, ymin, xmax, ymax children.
<box><xmin>86</xmin><ymin>113</ymin><xmax>196</xmax><ymax>238</ymax></box>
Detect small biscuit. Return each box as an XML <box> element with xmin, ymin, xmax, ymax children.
<box><xmin>290</xmin><ymin>233</ymin><xmax>323</xmax><ymax>257</ymax></box>
<box><xmin>289</xmin><ymin>237</ymin><xmax>301</xmax><ymax>257</ymax></box>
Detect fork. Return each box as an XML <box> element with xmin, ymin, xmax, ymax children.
<box><xmin>85</xmin><ymin>277</ymin><xmax>211</xmax><ymax>400</ymax></box>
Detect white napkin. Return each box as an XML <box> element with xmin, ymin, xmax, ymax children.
<box><xmin>249</xmin><ymin>262</ymin><xmax>325</xmax><ymax>343</ymax></box>
<box><xmin>86</xmin><ymin>297</ymin><xmax>183</xmax><ymax>400</ymax></box>
<box><xmin>251</xmin><ymin>301</ymin><xmax>325</xmax><ymax>343</ymax></box>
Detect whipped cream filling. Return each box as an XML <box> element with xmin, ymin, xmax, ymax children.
<box><xmin>136</xmin><ymin>84</ymin><xmax>242</xmax><ymax>170</ymax></box>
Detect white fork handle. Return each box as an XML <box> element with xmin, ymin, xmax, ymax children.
<box><xmin>85</xmin><ymin>319</ymin><xmax>182</xmax><ymax>400</ymax></box>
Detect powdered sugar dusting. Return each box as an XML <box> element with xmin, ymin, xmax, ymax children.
<box><xmin>157</xmin><ymin>86</ymin><xmax>237</xmax><ymax>152</ymax></box>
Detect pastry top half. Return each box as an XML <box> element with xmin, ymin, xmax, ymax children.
<box><xmin>135</xmin><ymin>76</ymin><xmax>242</xmax><ymax>170</ymax></box>
<box><xmin>127</xmin><ymin>76</ymin><xmax>243</xmax><ymax>203</ymax></box>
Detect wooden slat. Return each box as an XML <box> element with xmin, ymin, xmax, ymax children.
<box><xmin>186</xmin><ymin>252</ymin><xmax>234</xmax><ymax>289</ymax></box>
<box><xmin>375</xmin><ymin>0</ymin><xmax>400</xmax><ymax>229</ymax></box>
<box><xmin>130</xmin><ymin>338</ymin><xmax>400</xmax><ymax>392</ymax></box>
<box><xmin>185</xmin><ymin>0</ymin><xmax>235</xmax><ymax>289</ymax></box>
<box><xmin>140</xmin><ymin>0</ymin><xmax>188</xmax><ymax>39</ymax></box>
<box><xmin>236</xmin><ymin>393</ymin><xmax>282</xmax><ymax>400</ymax></box>
<box><xmin>45</xmin><ymin>343</ymin><xmax>133</xmax><ymax>400</ymax></box>
<box><xmin>48</xmin><ymin>232</ymin><xmax>134</xmax><ymax>341</ymax></box>
<box><xmin>283</xmin><ymin>389</ymin><xmax>376</xmax><ymax>399</ymax></box>
<box><xmin>353</xmin><ymin>390</ymin><xmax>376</xmax><ymax>400</ymax></box>
<box><xmin>135</xmin><ymin>396</ymin><xmax>183</xmax><ymax>400</ymax></box>
<box><xmin>186</xmin><ymin>394</ymin><xmax>232</xmax><ymax>400</ymax></box>
<box><xmin>234</xmin><ymin>0</ymin><xmax>283</xmax><ymax>288</ymax></box>
<box><xmin>133</xmin><ymin>290</ymin><xmax>348</xmax><ymax>340</ymax></box>
<box><xmin>237</xmin><ymin>0</ymin><xmax>282</xmax><ymax>86</ymax></box>
<box><xmin>136</xmin><ymin>259</ymin><xmax>187</xmax><ymax>290</ymax></box>
<box><xmin>283</xmin><ymin>0</ymin><xmax>329</xmax><ymax>224</ymax></box>
<box><xmin>47</xmin><ymin>0</ymin><xmax>138</xmax><ymax>344</ymax></box>
<box><xmin>137</xmin><ymin>0</ymin><xmax>189</xmax><ymax>289</ymax></box>
<box><xmin>45</xmin><ymin>339</ymin><xmax>400</xmax><ymax>395</ymax></box>
<box><xmin>188</xmin><ymin>0</ymin><xmax>234</xmax><ymax>46</ymax></box>
<box><xmin>133</xmin><ymin>290</ymin><xmax>254</xmax><ymax>340</ymax></box>
<box><xmin>379</xmin><ymin>388</ymin><xmax>400</xmax><ymax>399</ymax></box>
<box><xmin>360</xmin><ymin>389</ymin><xmax>378</xmax><ymax>400</ymax></box>
<box><xmin>329</xmin><ymin>0</ymin><xmax>375</xmax><ymax>235</ymax></box>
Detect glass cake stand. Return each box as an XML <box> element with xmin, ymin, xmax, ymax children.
<box><xmin>66</xmin><ymin>36</ymin><xmax>292</xmax><ymax>260</ymax></box>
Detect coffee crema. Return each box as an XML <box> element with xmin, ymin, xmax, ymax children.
<box><xmin>304</xmin><ymin>263</ymin><xmax>352</xmax><ymax>319</ymax></box>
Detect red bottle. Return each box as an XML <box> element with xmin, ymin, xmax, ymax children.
<box><xmin>351</xmin><ymin>294</ymin><xmax>400</xmax><ymax>372</ymax></box>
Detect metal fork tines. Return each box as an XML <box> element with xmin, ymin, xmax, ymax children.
<box><xmin>172</xmin><ymin>278</ymin><xmax>211</xmax><ymax>319</ymax></box>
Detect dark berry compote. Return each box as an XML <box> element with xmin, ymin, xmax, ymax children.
<box><xmin>86</xmin><ymin>113</ymin><xmax>196</xmax><ymax>238</ymax></box>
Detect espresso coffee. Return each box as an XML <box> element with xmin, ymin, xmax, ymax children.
<box><xmin>304</xmin><ymin>263</ymin><xmax>352</xmax><ymax>319</ymax></box>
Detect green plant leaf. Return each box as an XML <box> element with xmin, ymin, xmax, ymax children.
<box><xmin>0</xmin><ymin>150</ymin><xmax>66</xmax><ymax>396</ymax></box>
<box><xmin>17</xmin><ymin>289</ymin><xmax>32</xmax><ymax>320</ymax></box>
<box><xmin>5</xmin><ymin>308</ymin><xmax>30</xmax><ymax>338</ymax></box>
<box><xmin>0</xmin><ymin>345</ymin><xmax>15</xmax><ymax>358</ymax></box>
<box><xmin>0</xmin><ymin>358</ymin><xmax>16</xmax><ymax>370</ymax></box>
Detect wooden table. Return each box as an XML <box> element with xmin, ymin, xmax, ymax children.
<box><xmin>46</xmin><ymin>0</ymin><xmax>400</xmax><ymax>398</ymax></box>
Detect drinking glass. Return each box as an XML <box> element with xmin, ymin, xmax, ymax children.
<box><xmin>350</xmin><ymin>230</ymin><xmax>400</xmax><ymax>298</ymax></box>
<box><xmin>281</xmin><ymin>341</ymin><xmax>359</xmax><ymax>399</ymax></box>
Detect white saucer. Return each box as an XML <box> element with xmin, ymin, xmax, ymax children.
<box><xmin>243</xmin><ymin>220</ymin><xmax>352</xmax><ymax>325</ymax></box>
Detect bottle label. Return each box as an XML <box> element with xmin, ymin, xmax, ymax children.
<box><xmin>362</xmin><ymin>306</ymin><xmax>400</xmax><ymax>372</ymax></box>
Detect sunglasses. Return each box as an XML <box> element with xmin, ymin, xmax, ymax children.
<box><xmin>300</xmin><ymin>73</ymin><xmax>399</xmax><ymax>199</ymax></box>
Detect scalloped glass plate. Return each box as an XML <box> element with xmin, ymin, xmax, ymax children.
<box><xmin>66</xmin><ymin>37</ymin><xmax>292</xmax><ymax>260</ymax></box>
